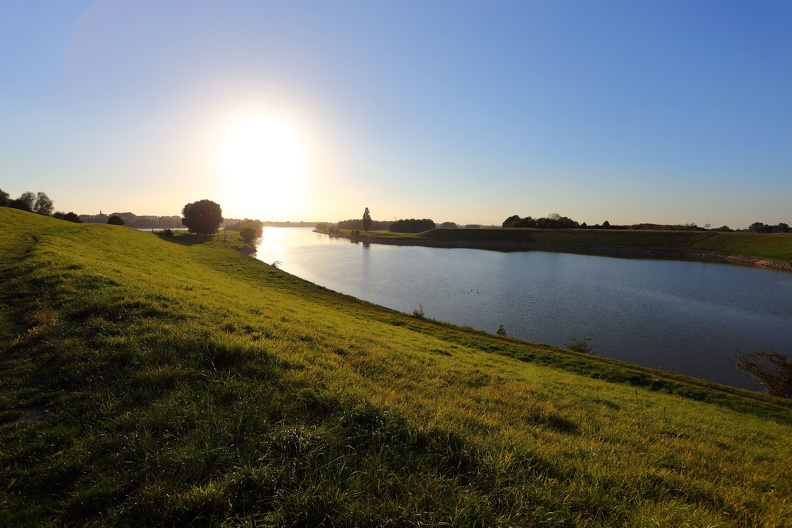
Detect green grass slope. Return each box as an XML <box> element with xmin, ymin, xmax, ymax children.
<box><xmin>1</xmin><ymin>207</ymin><xmax>791</xmax><ymax>527</ymax></box>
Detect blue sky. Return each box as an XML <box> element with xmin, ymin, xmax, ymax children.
<box><xmin>1</xmin><ymin>0</ymin><xmax>790</xmax><ymax>227</ymax></box>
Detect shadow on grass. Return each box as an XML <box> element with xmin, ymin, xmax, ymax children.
<box><xmin>154</xmin><ymin>233</ymin><xmax>217</xmax><ymax>247</ymax></box>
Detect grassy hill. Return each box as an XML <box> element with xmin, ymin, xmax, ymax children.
<box><xmin>1</xmin><ymin>207</ymin><xmax>790</xmax><ymax>527</ymax></box>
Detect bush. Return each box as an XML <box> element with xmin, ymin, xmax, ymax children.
<box><xmin>567</xmin><ymin>337</ymin><xmax>594</xmax><ymax>354</ymax></box>
<box><xmin>108</xmin><ymin>215</ymin><xmax>125</xmax><ymax>226</ymax></box>
<box><xmin>239</xmin><ymin>225</ymin><xmax>259</xmax><ymax>244</ymax></box>
<box><xmin>54</xmin><ymin>212</ymin><xmax>81</xmax><ymax>223</ymax></box>
<box><xmin>736</xmin><ymin>352</ymin><xmax>792</xmax><ymax>398</ymax></box>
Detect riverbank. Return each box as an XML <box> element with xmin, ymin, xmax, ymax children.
<box><xmin>325</xmin><ymin>227</ymin><xmax>792</xmax><ymax>272</ymax></box>
<box><xmin>2</xmin><ymin>207</ymin><xmax>791</xmax><ymax>526</ymax></box>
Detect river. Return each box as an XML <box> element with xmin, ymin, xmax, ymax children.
<box><xmin>255</xmin><ymin>227</ymin><xmax>792</xmax><ymax>391</ymax></box>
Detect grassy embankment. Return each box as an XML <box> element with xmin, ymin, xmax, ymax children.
<box><xmin>1</xmin><ymin>206</ymin><xmax>791</xmax><ymax>527</ymax></box>
<box><xmin>341</xmin><ymin>228</ymin><xmax>792</xmax><ymax>267</ymax></box>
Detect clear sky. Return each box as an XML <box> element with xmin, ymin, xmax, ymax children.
<box><xmin>1</xmin><ymin>0</ymin><xmax>790</xmax><ymax>228</ymax></box>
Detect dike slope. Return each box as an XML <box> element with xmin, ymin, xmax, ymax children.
<box><xmin>1</xmin><ymin>207</ymin><xmax>791</xmax><ymax>527</ymax></box>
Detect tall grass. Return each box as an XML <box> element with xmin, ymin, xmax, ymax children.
<box><xmin>1</xmin><ymin>207</ymin><xmax>790</xmax><ymax>526</ymax></box>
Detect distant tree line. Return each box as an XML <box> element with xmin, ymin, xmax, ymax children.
<box><xmin>502</xmin><ymin>213</ymin><xmax>580</xmax><ymax>229</ymax></box>
<box><xmin>53</xmin><ymin>211</ymin><xmax>82</xmax><ymax>223</ymax></box>
<box><xmin>503</xmin><ymin>214</ymin><xmax>713</xmax><ymax>231</ymax></box>
<box><xmin>388</xmin><ymin>218</ymin><xmax>436</xmax><ymax>233</ymax></box>
<box><xmin>80</xmin><ymin>212</ymin><xmax>183</xmax><ymax>228</ymax></box>
<box><xmin>321</xmin><ymin>217</ymin><xmax>437</xmax><ymax>234</ymax></box>
<box><xmin>1</xmin><ymin>189</ymin><xmax>54</xmax><ymax>215</ymax></box>
<box><xmin>748</xmin><ymin>222</ymin><xmax>790</xmax><ymax>234</ymax></box>
<box><xmin>0</xmin><ymin>188</ymin><xmax>83</xmax><ymax>223</ymax></box>
<box><xmin>314</xmin><ymin>223</ymin><xmax>336</xmax><ymax>235</ymax></box>
<box><xmin>336</xmin><ymin>218</ymin><xmax>391</xmax><ymax>231</ymax></box>
<box><xmin>503</xmin><ymin>213</ymin><xmax>792</xmax><ymax>233</ymax></box>
<box><xmin>224</xmin><ymin>218</ymin><xmax>263</xmax><ymax>233</ymax></box>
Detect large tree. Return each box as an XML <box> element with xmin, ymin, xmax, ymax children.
<box><xmin>33</xmin><ymin>192</ymin><xmax>54</xmax><ymax>215</ymax></box>
<box><xmin>362</xmin><ymin>207</ymin><xmax>372</xmax><ymax>232</ymax></box>
<box><xmin>0</xmin><ymin>188</ymin><xmax>9</xmax><ymax>207</ymax></box>
<box><xmin>182</xmin><ymin>199</ymin><xmax>223</xmax><ymax>236</ymax></box>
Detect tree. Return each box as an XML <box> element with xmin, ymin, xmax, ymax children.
<box><xmin>0</xmin><ymin>188</ymin><xmax>9</xmax><ymax>207</ymax></box>
<box><xmin>182</xmin><ymin>199</ymin><xmax>223</xmax><ymax>236</ymax></box>
<box><xmin>536</xmin><ymin>214</ymin><xmax>578</xmax><ymax>229</ymax></box>
<box><xmin>10</xmin><ymin>191</ymin><xmax>35</xmax><ymax>211</ymax></box>
<box><xmin>108</xmin><ymin>215</ymin><xmax>125</xmax><ymax>226</ymax></box>
<box><xmin>502</xmin><ymin>215</ymin><xmax>521</xmax><ymax>227</ymax></box>
<box><xmin>33</xmin><ymin>192</ymin><xmax>54</xmax><ymax>215</ymax></box>
<box><xmin>362</xmin><ymin>207</ymin><xmax>372</xmax><ymax>232</ymax></box>
<box><xmin>239</xmin><ymin>224</ymin><xmax>259</xmax><ymax>244</ymax></box>
<box><xmin>514</xmin><ymin>216</ymin><xmax>536</xmax><ymax>228</ymax></box>
<box><xmin>237</xmin><ymin>220</ymin><xmax>263</xmax><ymax>244</ymax></box>
<box><xmin>736</xmin><ymin>352</ymin><xmax>792</xmax><ymax>398</ymax></box>
<box><xmin>54</xmin><ymin>211</ymin><xmax>82</xmax><ymax>223</ymax></box>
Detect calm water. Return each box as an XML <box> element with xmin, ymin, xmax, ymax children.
<box><xmin>256</xmin><ymin>227</ymin><xmax>792</xmax><ymax>391</ymax></box>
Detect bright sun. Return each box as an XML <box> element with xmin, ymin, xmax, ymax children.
<box><xmin>216</xmin><ymin>114</ymin><xmax>307</xmax><ymax>217</ymax></box>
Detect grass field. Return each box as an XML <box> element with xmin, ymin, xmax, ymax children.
<box><xmin>1</xmin><ymin>207</ymin><xmax>791</xmax><ymax>526</ymax></box>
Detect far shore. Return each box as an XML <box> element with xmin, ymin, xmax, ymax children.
<box><xmin>317</xmin><ymin>228</ymin><xmax>792</xmax><ymax>273</ymax></box>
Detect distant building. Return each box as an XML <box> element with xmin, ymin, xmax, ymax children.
<box><xmin>79</xmin><ymin>210</ymin><xmax>109</xmax><ymax>223</ymax></box>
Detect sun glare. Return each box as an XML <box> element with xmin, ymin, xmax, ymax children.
<box><xmin>216</xmin><ymin>114</ymin><xmax>307</xmax><ymax>217</ymax></box>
